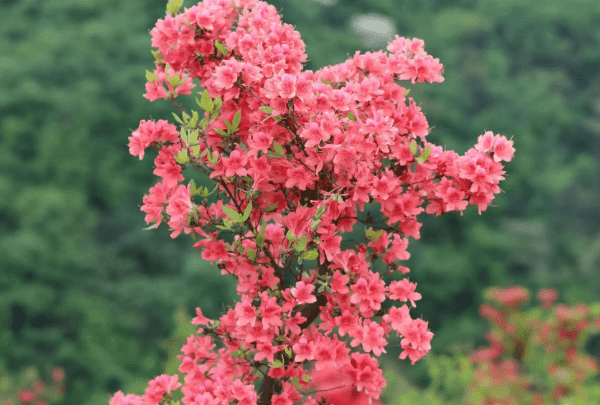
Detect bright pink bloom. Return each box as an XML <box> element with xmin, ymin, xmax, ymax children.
<box><xmin>387</xmin><ymin>278</ymin><xmax>422</xmax><ymax>306</ymax></box>
<box><xmin>290</xmin><ymin>281</ymin><xmax>316</xmax><ymax>304</ymax></box>
<box><xmin>144</xmin><ymin>374</ymin><xmax>181</xmax><ymax>405</ymax></box>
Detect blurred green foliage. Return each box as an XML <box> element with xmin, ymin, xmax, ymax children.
<box><xmin>2</xmin><ymin>0</ymin><xmax>600</xmax><ymax>403</ymax></box>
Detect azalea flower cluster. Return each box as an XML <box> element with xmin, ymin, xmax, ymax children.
<box><xmin>469</xmin><ymin>287</ymin><xmax>600</xmax><ymax>404</ymax></box>
<box><xmin>0</xmin><ymin>366</ymin><xmax>65</xmax><ymax>405</ymax></box>
<box><xmin>115</xmin><ymin>0</ymin><xmax>514</xmax><ymax>404</ymax></box>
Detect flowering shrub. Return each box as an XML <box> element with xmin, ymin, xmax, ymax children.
<box><xmin>111</xmin><ymin>0</ymin><xmax>513</xmax><ymax>403</ymax></box>
<box><xmin>466</xmin><ymin>286</ymin><xmax>600</xmax><ymax>404</ymax></box>
<box><xmin>0</xmin><ymin>365</ymin><xmax>65</xmax><ymax>405</ymax></box>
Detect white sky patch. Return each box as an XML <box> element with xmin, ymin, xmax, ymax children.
<box><xmin>350</xmin><ymin>13</ymin><xmax>396</xmax><ymax>49</ymax></box>
<box><xmin>308</xmin><ymin>0</ymin><xmax>337</xmax><ymax>6</ymax></box>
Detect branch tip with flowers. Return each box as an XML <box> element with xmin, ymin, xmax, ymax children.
<box><xmin>115</xmin><ymin>0</ymin><xmax>514</xmax><ymax>404</ymax></box>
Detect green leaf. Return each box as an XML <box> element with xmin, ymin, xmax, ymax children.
<box><xmin>232</xmin><ymin>110</ymin><xmax>241</xmax><ymax>132</ymax></box>
<box><xmin>302</xmin><ymin>375</ymin><xmax>310</xmax><ymax>383</ymax></box>
<box><xmin>214</xmin><ymin>96</ymin><xmax>223</xmax><ymax>111</ymax></box>
<box><xmin>285</xmin><ymin>347</ymin><xmax>292</xmax><ymax>357</ymax></box>
<box><xmin>214</xmin><ymin>127</ymin><xmax>229</xmax><ymax>137</ymax></box>
<box><xmin>222</xmin><ymin>206</ymin><xmax>241</xmax><ymax>222</ymax></box>
<box><xmin>270</xmin><ymin>360</ymin><xmax>284</xmax><ymax>368</ymax></box>
<box><xmin>167</xmin><ymin>72</ymin><xmax>182</xmax><ymax>88</ymax></box>
<box><xmin>180</xmin><ymin>127</ymin><xmax>188</xmax><ymax>144</ymax></box>
<box><xmin>174</xmin><ymin>150</ymin><xmax>189</xmax><ymax>164</ymax></box>
<box><xmin>189</xmin><ymin>180</ymin><xmax>198</xmax><ymax>196</ymax></box>
<box><xmin>199</xmin><ymin>90</ymin><xmax>214</xmax><ymax>112</ymax></box>
<box><xmin>315</xmin><ymin>205</ymin><xmax>327</xmax><ymax>219</ymax></box>
<box><xmin>207</xmin><ymin>151</ymin><xmax>219</xmax><ymax>165</ymax></box>
<box><xmin>172</xmin><ymin>112</ymin><xmax>184</xmax><ymax>125</ymax></box>
<box><xmin>214</xmin><ymin>40</ymin><xmax>227</xmax><ymax>56</ymax></box>
<box><xmin>409</xmin><ymin>140</ymin><xmax>417</xmax><ymax>155</ymax></box>
<box><xmin>166</xmin><ymin>0</ymin><xmax>184</xmax><ymax>14</ymax></box>
<box><xmin>260</xmin><ymin>106</ymin><xmax>273</xmax><ymax>115</ymax></box>
<box><xmin>151</xmin><ymin>50</ymin><xmax>163</xmax><ymax>63</ymax></box>
<box><xmin>247</xmin><ymin>248</ymin><xmax>256</xmax><ymax>261</ymax></box>
<box><xmin>142</xmin><ymin>223</ymin><xmax>158</xmax><ymax>230</ymax></box>
<box><xmin>190</xmin><ymin>111</ymin><xmax>199</xmax><ymax>128</ymax></box>
<box><xmin>192</xmin><ymin>144</ymin><xmax>200</xmax><ymax>156</ymax></box>
<box><xmin>286</xmin><ymin>230</ymin><xmax>296</xmax><ymax>242</ymax></box>
<box><xmin>241</xmin><ymin>201</ymin><xmax>252</xmax><ymax>222</ymax></box>
<box><xmin>265</xmin><ymin>202</ymin><xmax>278</xmax><ymax>212</ymax></box>
<box><xmin>145</xmin><ymin>70</ymin><xmax>158</xmax><ymax>82</ymax></box>
<box><xmin>347</xmin><ymin>112</ymin><xmax>356</xmax><ymax>121</ymax></box>
<box><xmin>405</xmin><ymin>88</ymin><xmax>411</xmax><ymax>96</ymax></box>
<box><xmin>272</xmin><ymin>141</ymin><xmax>284</xmax><ymax>157</ymax></box>
<box><xmin>301</xmin><ymin>250</ymin><xmax>318</xmax><ymax>260</ymax></box>
<box><xmin>420</xmin><ymin>146</ymin><xmax>431</xmax><ymax>161</ymax></box>
<box><xmin>295</xmin><ymin>235</ymin><xmax>307</xmax><ymax>253</ymax></box>
<box><xmin>189</xmin><ymin>129</ymin><xmax>199</xmax><ymax>144</ymax></box>
<box><xmin>199</xmin><ymin>117</ymin><xmax>209</xmax><ymax>130</ymax></box>
<box><xmin>372</xmin><ymin>229</ymin><xmax>384</xmax><ymax>241</ymax></box>
<box><xmin>310</xmin><ymin>219</ymin><xmax>321</xmax><ymax>232</ymax></box>
<box><xmin>256</xmin><ymin>226</ymin><xmax>265</xmax><ymax>249</ymax></box>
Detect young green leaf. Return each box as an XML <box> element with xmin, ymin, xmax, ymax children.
<box><xmin>166</xmin><ymin>0</ymin><xmax>184</xmax><ymax>14</ymax></box>
<box><xmin>145</xmin><ymin>70</ymin><xmax>158</xmax><ymax>82</ymax></box>
<box><xmin>180</xmin><ymin>127</ymin><xmax>188</xmax><ymax>144</ymax></box>
<box><xmin>172</xmin><ymin>112</ymin><xmax>184</xmax><ymax>125</ymax></box>
<box><xmin>167</xmin><ymin>72</ymin><xmax>182</xmax><ymax>88</ymax></box>
<box><xmin>247</xmin><ymin>248</ymin><xmax>256</xmax><ymax>261</ymax></box>
<box><xmin>420</xmin><ymin>146</ymin><xmax>431</xmax><ymax>161</ymax></box>
<box><xmin>151</xmin><ymin>50</ymin><xmax>163</xmax><ymax>63</ymax></box>
<box><xmin>189</xmin><ymin>180</ymin><xmax>198</xmax><ymax>196</ymax></box>
<box><xmin>255</xmin><ymin>224</ymin><xmax>266</xmax><ymax>249</ymax></box>
<box><xmin>189</xmin><ymin>129</ymin><xmax>199</xmax><ymax>145</ymax></box>
<box><xmin>315</xmin><ymin>205</ymin><xmax>327</xmax><ymax>219</ymax></box>
<box><xmin>372</xmin><ymin>229</ymin><xmax>384</xmax><ymax>241</ymax></box>
<box><xmin>300</xmin><ymin>250</ymin><xmax>318</xmax><ymax>260</ymax></box>
<box><xmin>260</xmin><ymin>106</ymin><xmax>273</xmax><ymax>115</ymax></box>
<box><xmin>214</xmin><ymin>96</ymin><xmax>223</xmax><ymax>111</ymax></box>
<box><xmin>265</xmin><ymin>202</ymin><xmax>279</xmax><ymax>212</ymax></box>
<box><xmin>409</xmin><ymin>140</ymin><xmax>417</xmax><ymax>155</ymax></box>
<box><xmin>241</xmin><ymin>201</ymin><xmax>252</xmax><ymax>223</ymax></box>
<box><xmin>174</xmin><ymin>150</ymin><xmax>189</xmax><ymax>164</ymax></box>
<box><xmin>222</xmin><ymin>206</ymin><xmax>242</xmax><ymax>222</ymax></box>
<box><xmin>272</xmin><ymin>141</ymin><xmax>284</xmax><ymax>157</ymax></box>
<box><xmin>295</xmin><ymin>235</ymin><xmax>308</xmax><ymax>253</ymax></box>
<box><xmin>232</xmin><ymin>110</ymin><xmax>241</xmax><ymax>132</ymax></box>
<box><xmin>214</xmin><ymin>40</ymin><xmax>227</xmax><ymax>56</ymax></box>
<box><xmin>199</xmin><ymin>90</ymin><xmax>214</xmax><ymax>112</ymax></box>
<box><xmin>214</xmin><ymin>127</ymin><xmax>229</xmax><ymax>137</ymax></box>
<box><xmin>190</xmin><ymin>111</ymin><xmax>199</xmax><ymax>128</ymax></box>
